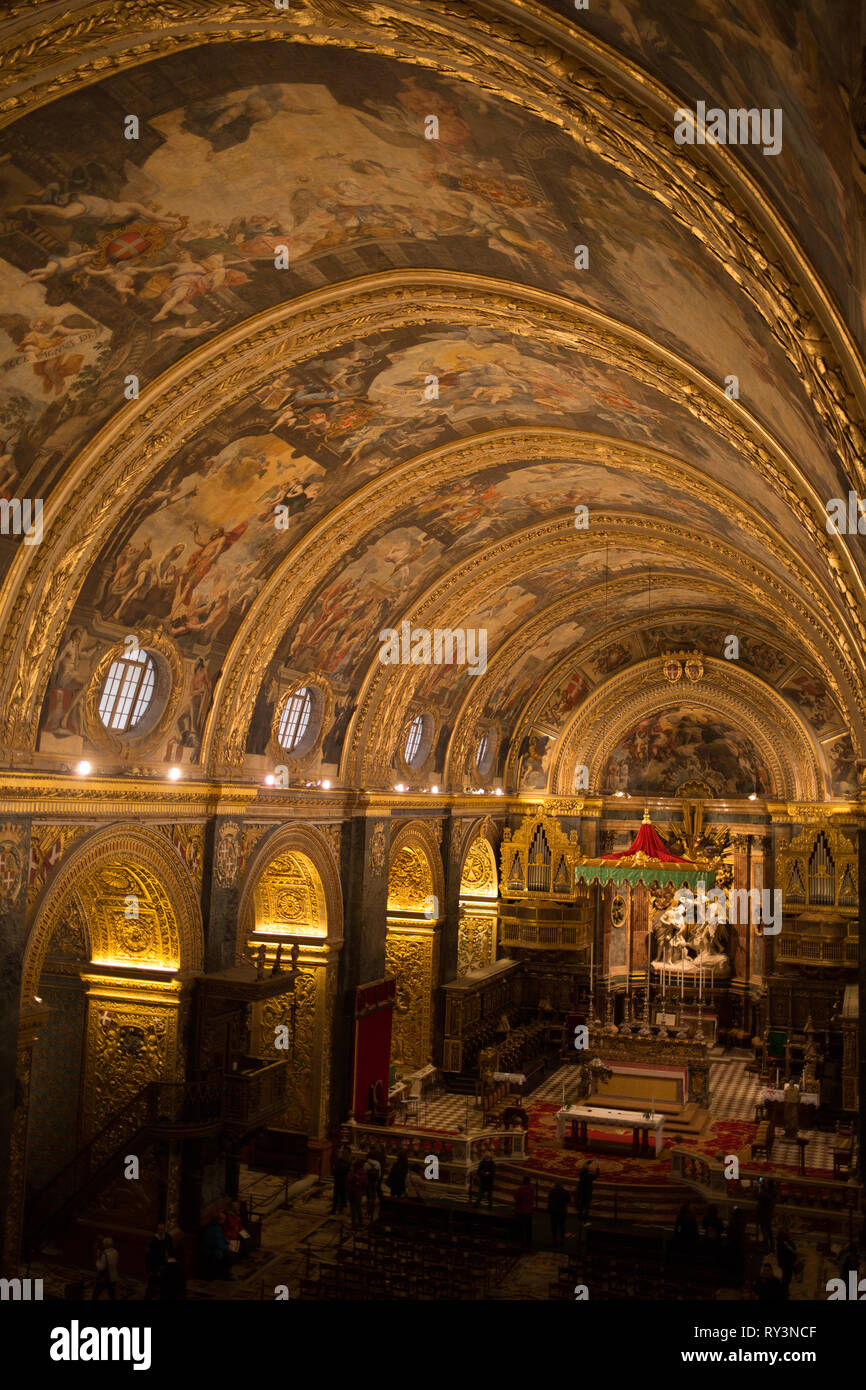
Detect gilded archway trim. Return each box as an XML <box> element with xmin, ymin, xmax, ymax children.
<box><xmin>0</xmin><ymin>0</ymin><xmax>863</xmax><ymax>494</ymax></box>
<box><xmin>21</xmin><ymin>823</ymin><xmax>203</xmax><ymax>1003</ymax></box>
<box><xmin>237</xmin><ymin>821</ymin><xmax>344</xmax><ymax>950</ymax></box>
<box><xmin>447</xmin><ymin>591</ymin><xmax>860</xmax><ymax>793</ymax></box>
<box><xmin>343</xmin><ymin>517</ymin><xmax>862</xmax><ymax>789</ymax></box>
<box><xmin>1</xmin><ymin>280</ymin><xmax>863</xmax><ymax>764</ymax></box>
<box><xmin>550</xmin><ymin>659</ymin><xmax>825</xmax><ymax>802</ymax></box>
<box><xmin>387</xmin><ymin>819</ymin><xmax>446</xmax><ymax>915</ymax></box>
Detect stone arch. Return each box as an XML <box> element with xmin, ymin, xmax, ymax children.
<box><xmin>386</xmin><ymin>821</ymin><xmax>445</xmax><ymax>1071</ymax></box>
<box><xmin>22</xmin><ymin>823</ymin><xmax>203</xmax><ymax>1004</ymax></box>
<box><xmin>457</xmin><ymin>822</ymin><xmax>500</xmax><ymax>977</ymax></box>
<box><xmin>237</xmin><ymin>822</ymin><xmax>343</xmax><ymax>950</ymax></box>
<box><xmin>550</xmin><ymin>660</ymin><xmax>826</xmax><ymax>802</ymax></box>
<box><xmin>236</xmin><ymin>823</ymin><xmax>343</xmax><ymax>1139</ymax></box>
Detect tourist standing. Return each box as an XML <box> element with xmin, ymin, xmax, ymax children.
<box><xmin>331</xmin><ymin>1148</ymin><xmax>350</xmax><ymax>1214</ymax></box>
<box><xmin>347</xmin><ymin>1159</ymin><xmax>366</xmax><ymax>1229</ymax></box>
<box><xmin>92</xmin><ymin>1236</ymin><xmax>119</xmax><ymax>1300</ymax></box>
<box><xmin>476</xmin><ymin>1155</ymin><xmax>496</xmax><ymax>1210</ymax></box>
<box><xmin>547</xmin><ymin>1181</ymin><xmax>569</xmax><ymax>1248</ymax></box>
<box><xmin>756</xmin><ymin>1178</ymin><xmax>777</xmax><ymax>1249</ymax></box>
<box><xmin>576</xmin><ymin>1158</ymin><xmax>600</xmax><ymax>1222</ymax></box>
<box><xmin>145</xmin><ymin>1222</ymin><xmax>173</xmax><ymax>1299</ymax></box>
<box><xmin>513</xmin><ymin>1176</ymin><xmax>535</xmax><ymax>1250</ymax></box>
<box><xmin>364</xmin><ymin>1152</ymin><xmax>382</xmax><ymax>1220</ymax></box>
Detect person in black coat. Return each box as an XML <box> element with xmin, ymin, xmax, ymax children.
<box><xmin>776</xmin><ymin>1229</ymin><xmax>796</xmax><ymax>1296</ymax></box>
<box><xmin>159</xmin><ymin>1252</ymin><xmax>186</xmax><ymax>1301</ymax></box>
<box><xmin>547</xmin><ymin>1182</ymin><xmax>570</xmax><ymax>1248</ymax></box>
<box><xmin>576</xmin><ymin>1159</ymin><xmax>599</xmax><ymax>1221</ymax></box>
<box><xmin>145</xmin><ymin>1223</ymin><xmax>173</xmax><ymax>1300</ymax></box>
<box><xmin>387</xmin><ymin>1152</ymin><xmax>409</xmax><ymax>1199</ymax></box>
<box><xmin>476</xmin><ymin>1156</ymin><xmax>496</xmax><ymax>1210</ymax></box>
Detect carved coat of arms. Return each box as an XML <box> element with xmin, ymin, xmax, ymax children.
<box><xmin>0</xmin><ymin>824</ymin><xmax>25</xmax><ymax>908</ymax></box>
<box><xmin>216</xmin><ymin>823</ymin><xmax>241</xmax><ymax>887</ymax></box>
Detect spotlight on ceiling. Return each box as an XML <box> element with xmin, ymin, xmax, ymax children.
<box><xmin>77</xmin><ymin>760</ymin><xmax>92</xmax><ymax>776</ymax></box>
<box><xmin>495</xmin><ymin>788</ymin><xmax>503</xmax><ymax>796</ymax></box>
<box><xmin>394</xmin><ymin>783</ymin><xmax>406</xmax><ymax>792</ymax></box>
<box><xmin>614</xmin><ymin>790</ymin><xmax>624</xmax><ymax>798</ymax></box>
<box><xmin>748</xmin><ymin>792</ymin><xmax>757</xmax><ymax>801</ymax></box>
<box><xmin>322</xmin><ymin>779</ymin><xmax>331</xmax><ymax>790</ymax></box>
<box><xmin>168</xmin><ymin>766</ymin><xmax>181</xmax><ymax>781</ymax></box>
<box><xmin>431</xmin><ymin>785</ymin><xmax>439</xmax><ymax>794</ymax></box>
<box><xmin>265</xmin><ymin>773</ymin><xmax>275</xmax><ymax>786</ymax></box>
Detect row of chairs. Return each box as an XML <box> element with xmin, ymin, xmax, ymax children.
<box><xmin>549</xmin><ymin>1247</ymin><xmax>723</xmax><ymax>1301</ymax></box>
<box><xmin>299</xmin><ymin>1222</ymin><xmax>510</xmax><ymax>1300</ymax></box>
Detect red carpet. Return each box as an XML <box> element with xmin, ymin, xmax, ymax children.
<box><xmin>521</xmin><ymin>1101</ymin><xmax>831</xmax><ymax>1186</ymax></box>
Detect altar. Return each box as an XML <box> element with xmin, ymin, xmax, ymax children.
<box><xmin>556</xmin><ymin>1104</ymin><xmax>665</xmax><ymax>1157</ymax></box>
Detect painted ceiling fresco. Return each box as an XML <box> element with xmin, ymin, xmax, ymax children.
<box><xmin>0</xmin><ymin>41</ymin><xmax>842</xmax><ymax>506</ymax></box>
<box><xmin>1</xmin><ymin>2</ymin><xmax>861</xmax><ymax>799</ymax></box>
<box><xmin>601</xmin><ymin>707</ymin><xmax>773</xmax><ymax>798</ymax></box>
<box><xmin>556</xmin><ymin>0</ymin><xmax>866</xmax><ymax>347</ymax></box>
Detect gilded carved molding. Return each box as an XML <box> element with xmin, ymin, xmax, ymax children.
<box><xmin>387</xmin><ymin>818</ymin><xmax>446</xmax><ymax>913</ymax></box>
<box><xmin>237</xmin><ymin>820</ymin><xmax>344</xmax><ymax>950</ymax></box>
<box><xmin>347</xmin><ymin>518</ymin><xmax>861</xmax><ymax>788</ymax></box>
<box><xmin>551</xmin><ymin>660</ymin><xmax>823</xmax><ymax>802</ymax></box>
<box><xmin>457</xmin><ymin>914</ymin><xmax>495</xmax><ymax>977</ymax></box>
<box><xmin>450</xmin><ymin>582</ymin><xmax>857</xmax><ymax>796</ymax></box>
<box><xmin>22</xmin><ymin>823</ymin><xmax>203</xmax><ymax>1001</ymax></box>
<box><xmin>0</xmin><ymin>0</ymin><xmax>862</xmax><ymax>503</ymax></box>
<box><xmin>385</xmin><ymin>928</ymin><xmax>438</xmax><ymax>1071</ymax></box>
<box><xmin>0</xmin><ymin>280</ymin><xmax>862</xmax><ymax>768</ymax></box>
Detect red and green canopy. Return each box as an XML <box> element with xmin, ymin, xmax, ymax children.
<box><xmin>574</xmin><ymin>815</ymin><xmax>715</xmax><ymax>890</ymax></box>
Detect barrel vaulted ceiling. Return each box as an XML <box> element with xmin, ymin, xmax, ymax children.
<box><xmin>0</xmin><ymin>0</ymin><xmax>863</xmax><ymax>802</ymax></box>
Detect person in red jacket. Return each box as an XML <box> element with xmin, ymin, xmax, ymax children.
<box><xmin>513</xmin><ymin>1177</ymin><xmax>535</xmax><ymax>1250</ymax></box>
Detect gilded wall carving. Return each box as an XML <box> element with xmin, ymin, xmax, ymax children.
<box><xmin>27</xmin><ymin>825</ymin><xmax>87</xmax><ymax>912</ymax></box>
<box><xmin>457</xmin><ymin>915</ymin><xmax>495</xmax><ymax>977</ymax></box>
<box><xmin>250</xmin><ymin>849</ymin><xmax>327</xmax><ymax>936</ymax></box>
<box><xmin>0</xmin><ymin>822</ymin><xmax>26</xmax><ymax>910</ymax></box>
<box><xmin>369</xmin><ymin>821</ymin><xmax>387</xmax><ymax>874</ymax></box>
<box><xmin>388</xmin><ymin>846</ymin><xmax>433</xmax><ymax>912</ymax></box>
<box><xmin>47</xmin><ymin>895</ymin><xmax>88</xmax><ymax>961</ymax></box>
<box><xmin>215</xmin><ymin>823</ymin><xmax>242</xmax><ymax>887</ymax></box>
<box><xmin>260</xmin><ymin>969</ymin><xmax>318</xmax><ymax>1134</ymax></box>
<box><xmin>459</xmin><ymin>837</ymin><xmax>498</xmax><ymax>897</ymax></box>
<box><xmin>82</xmin><ymin>985</ymin><xmax>180</xmax><ymax>1158</ymax></box>
<box><xmin>385</xmin><ymin>930</ymin><xmax>438</xmax><ymax>1071</ymax></box>
<box><xmin>22</xmin><ymin>825</ymin><xmax>203</xmax><ymax>1001</ymax></box>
